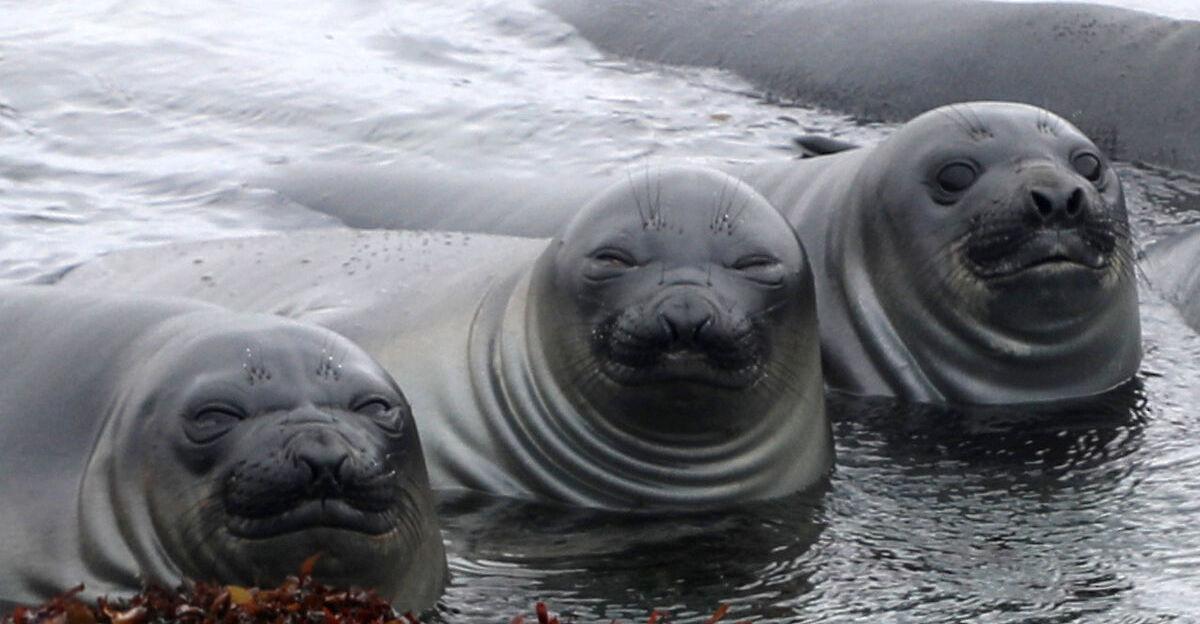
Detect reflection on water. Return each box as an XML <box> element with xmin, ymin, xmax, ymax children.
<box><xmin>437</xmin><ymin>491</ymin><xmax>825</xmax><ymax>623</ymax></box>
<box><xmin>1</xmin><ymin>0</ymin><xmax>1200</xmax><ymax>621</ymax></box>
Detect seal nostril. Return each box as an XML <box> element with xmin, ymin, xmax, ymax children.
<box><xmin>1066</xmin><ymin>187</ymin><xmax>1085</xmax><ymax>217</ymax></box>
<box><xmin>658</xmin><ymin>312</ymin><xmax>678</xmax><ymax>342</ymax></box>
<box><xmin>693</xmin><ymin>315</ymin><xmax>714</xmax><ymax>342</ymax></box>
<box><xmin>1031</xmin><ymin>190</ymin><xmax>1054</xmax><ymax>219</ymax></box>
<box><xmin>299</xmin><ymin>446</ymin><xmax>350</xmax><ymax>494</ymax></box>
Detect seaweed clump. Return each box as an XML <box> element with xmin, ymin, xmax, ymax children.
<box><xmin>3</xmin><ymin>556</ymin><xmax>743</xmax><ymax>624</ymax></box>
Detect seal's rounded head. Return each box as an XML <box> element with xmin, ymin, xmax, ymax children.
<box><xmin>121</xmin><ymin>314</ymin><xmax>441</xmax><ymax>603</ymax></box>
<box><xmin>863</xmin><ymin>101</ymin><xmax>1132</xmax><ymax>330</ymax></box>
<box><xmin>535</xmin><ymin>166</ymin><xmax>817</xmax><ymax>435</ymax></box>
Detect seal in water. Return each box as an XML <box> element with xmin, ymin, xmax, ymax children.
<box><xmin>544</xmin><ymin>0</ymin><xmax>1200</xmax><ymax>174</ymax></box>
<box><xmin>741</xmin><ymin>101</ymin><xmax>1141</xmax><ymax>404</ymax></box>
<box><xmin>0</xmin><ymin>287</ymin><xmax>445</xmax><ymax>612</ymax></box>
<box><xmin>58</xmin><ymin>166</ymin><xmax>832</xmax><ymax>511</ymax></box>
<box><xmin>250</xmin><ymin>102</ymin><xmax>1141</xmax><ymax>407</ymax></box>
<box><xmin>1146</xmin><ymin>226</ymin><xmax>1200</xmax><ymax>332</ymax></box>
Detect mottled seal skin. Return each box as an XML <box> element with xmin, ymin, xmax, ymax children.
<box><xmin>59</xmin><ymin>166</ymin><xmax>832</xmax><ymax>511</ymax></box>
<box><xmin>743</xmin><ymin>102</ymin><xmax>1141</xmax><ymax>404</ymax></box>
<box><xmin>0</xmin><ymin>287</ymin><xmax>445</xmax><ymax>612</ymax></box>
<box><xmin>1146</xmin><ymin>226</ymin><xmax>1200</xmax><ymax>332</ymax></box>
<box><xmin>544</xmin><ymin>0</ymin><xmax>1200</xmax><ymax>173</ymax></box>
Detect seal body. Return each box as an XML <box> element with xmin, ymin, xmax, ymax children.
<box><xmin>742</xmin><ymin>102</ymin><xmax>1141</xmax><ymax>404</ymax></box>
<box><xmin>544</xmin><ymin>0</ymin><xmax>1200</xmax><ymax>173</ymax></box>
<box><xmin>60</xmin><ymin>167</ymin><xmax>832</xmax><ymax>511</ymax></box>
<box><xmin>1146</xmin><ymin>226</ymin><xmax>1200</xmax><ymax>332</ymax></box>
<box><xmin>0</xmin><ymin>287</ymin><xmax>445</xmax><ymax>612</ymax></box>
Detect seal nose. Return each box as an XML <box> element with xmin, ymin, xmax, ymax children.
<box><xmin>1028</xmin><ymin>185</ymin><xmax>1088</xmax><ymax>226</ymax></box>
<box><xmin>655</xmin><ymin>290</ymin><xmax>717</xmax><ymax>347</ymax></box>
<box><xmin>293</xmin><ymin>429</ymin><xmax>353</xmax><ymax>495</ymax></box>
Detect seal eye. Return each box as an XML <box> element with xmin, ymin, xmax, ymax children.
<box><xmin>184</xmin><ymin>405</ymin><xmax>243</xmax><ymax>444</ymax></box>
<box><xmin>353</xmin><ymin>396</ymin><xmax>407</xmax><ymax>435</ymax></box>
<box><xmin>1072</xmin><ymin>152</ymin><xmax>1103</xmax><ymax>183</ymax></box>
<box><xmin>585</xmin><ymin>248</ymin><xmax>638</xmax><ymax>281</ymax></box>
<box><xmin>935</xmin><ymin>162</ymin><xmax>978</xmax><ymax>194</ymax></box>
<box><xmin>732</xmin><ymin>255</ymin><xmax>785</xmax><ymax>286</ymax></box>
<box><xmin>353</xmin><ymin>397</ymin><xmax>392</xmax><ymax>416</ymax></box>
<box><xmin>591</xmin><ymin>248</ymin><xmax>636</xmax><ymax>268</ymax></box>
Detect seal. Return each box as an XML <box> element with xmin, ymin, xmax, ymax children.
<box><xmin>253</xmin><ymin>102</ymin><xmax>1142</xmax><ymax>406</ymax></box>
<box><xmin>742</xmin><ymin>101</ymin><xmax>1141</xmax><ymax>404</ymax></box>
<box><xmin>0</xmin><ymin>287</ymin><xmax>445</xmax><ymax>612</ymax></box>
<box><xmin>544</xmin><ymin>0</ymin><xmax>1200</xmax><ymax>173</ymax></box>
<box><xmin>59</xmin><ymin>166</ymin><xmax>832</xmax><ymax>511</ymax></box>
<box><xmin>1146</xmin><ymin>226</ymin><xmax>1200</xmax><ymax>332</ymax></box>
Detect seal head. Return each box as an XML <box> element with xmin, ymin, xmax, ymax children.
<box><xmin>535</xmin><ymin>167</ymin><xmax>817</xmax><ymax>439</ymax></box>
<box><xmin>80</xmin><ymin>315</ymin><xmax>445</xmax><ymax>610</ymax></box>
<box><xmin>839</xmin><ymin>102</ymin><xmax>1139</xmax><ymax>403</ymax></box>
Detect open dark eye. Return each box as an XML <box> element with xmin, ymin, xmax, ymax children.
<box><xmin>591</xmin><ymin>248</ymin><xmax>637</xmax><ymax>268</ymax></box>
<box><xmin>935</xmin><ymin>162</ymin><xmax>978</xmax><ymax>193</ymax></box>
<box><xmin>353</xmin><ymin>396</ymin><xmax>407</xmax><ymax>434</ymax></box>
<box><xmin>184</xmin><ymin>405</ymin><xmax>244</xmax><ymax>444</ymax></box>
<box><xmin>1072</xmin><ymin>152</ymin><xmax>1103</xmax><ymax>182</ymax></box>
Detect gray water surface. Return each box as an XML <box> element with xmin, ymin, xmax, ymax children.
<box><xmin>2</xmin><ymin>0</ymin><xmax>1200</xmax><ymax>622</ymax></box>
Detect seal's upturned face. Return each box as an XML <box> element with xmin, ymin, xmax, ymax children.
<box><xmin>866</xmin><ymin>103</ymin><xmax>1132</xmax><ymax>332</ymax></box>
<box><xmin>128</xmin><ymin>320</ymin><xmax>438</xmax><ymax>597</ymax></box>
<box><xmin>536</xmin><ymin>167</ymin><xmax>816</xmax><ymax>435</ymax></box>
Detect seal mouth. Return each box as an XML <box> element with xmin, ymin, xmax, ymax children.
<box><xmin>591</xmin><ymin>314</ymin><xmax>765</xmax><ymax>390</ymax></box>
<box><xmin>967</xmin><ymin>227</ymin><xmax>1114</xmax><ymax>279</ymax></box>
<box><xmin>226</xmin><ymin>498</ymin><xmax>400</xmax><ymax>539</ymax></box>
<box><xmin>222</xmin><ymin>452</ymin><xmax>404</xmax><ymax>539</ymax></box>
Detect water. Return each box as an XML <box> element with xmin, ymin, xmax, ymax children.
<box><xmin>2</xmin><ymin>0</ymin><xmax>1200</xmax><ymax>621</ymax></box>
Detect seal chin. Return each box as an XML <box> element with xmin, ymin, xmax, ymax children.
<box><xmin>225</xmin><ymin>499</ymin><xmax>400</xmax><ymax>539</ymax></box>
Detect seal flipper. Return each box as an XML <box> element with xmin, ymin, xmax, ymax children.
<box><xmin>792</xmin><ymin>135</ymin><xmax>860</xmax><ymax>158</ymax></box>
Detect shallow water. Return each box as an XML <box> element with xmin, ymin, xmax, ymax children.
<box><xmin>2</xmin><ymin>0</ymin><xmax>1200</xmax><ymax>621</ymax></box>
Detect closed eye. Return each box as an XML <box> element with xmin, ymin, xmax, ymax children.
<box><xmin>591</xmin><ymin>248</ymin><xmax>637</xmax><ymax>268</ymax></box>
<box><xmin>184</xmin><ymin>403</ymin><xmax>245</xmax><ymax>444</ymax></box>
<box><xmin>352</xmin><ymin>396</ymin><xmax>392</xmax><ymax>416</ymax></box>
<box><xmin>732</xmin><ymin>255</ymin><xmax>780</xmax><ymax>270</ymax></box>
<box><xmin>731</xmin><ymin>255</ymin><xmax>786</xmax><ymax>286</ymax></box>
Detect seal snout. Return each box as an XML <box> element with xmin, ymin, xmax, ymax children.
<box><xmin>964</xmin><ymin>166</ymin><xmax>1119</xmax><ymax>280</ymax></box>
<box><xmin>294</xmin><ymin>429</ymin><xmax>352</xmax><ymax>498</ymax></box>
<box><xmin>655</xmin><ymin>289</ymin><xmax>717</xmax><ymax>348</ymax></box>
<box><xmin>593</xmin><ymin>285</ymin><xmax>764</xmax><ymax>389</ymax></box>
<box><xmin>1028</xmin><ymin>185</ymin><xmax>1087</xmax><ymax>225</ymax></box>
<box><xmin>222</xmin><ymin>415</ymin><xmax>402</xmax><ymax>538</ymax></box>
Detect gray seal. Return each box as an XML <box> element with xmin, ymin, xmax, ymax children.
<box><xmin>251</xmin><ymin>103</ymin><xmax>1142</xmax><ymax>406</ymax></box>
<box><xmin>544</xmin><ymin>0</ymin><xmax>1200</xmax><ymax>173</ymax></box>
<box><xmin>743</xmin><ymin>101</ymin><xmax>1141</xmax><ymax>404</ymax></box>
<box><xmin>1146</xmin><ymin>226</ymin><xmax>1200</xmax><ymax>332</ymax></box>
<box><xmin>59</xmin><ymin>166</ymin><xmax>831</xmax><ymax>511</ymax></box>
<box><xmin>0</xmin><ymin>287</ymin><xmax>445</xmax><ymax>612</ymax></box>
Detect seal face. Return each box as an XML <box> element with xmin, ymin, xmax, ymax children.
<box><xmin>533</xmin><ymin>167</ymin><xmax>820</xmax><ymax>440</ymax></box>
<box><xmin>125</xmin><ymin>321</ymin><xmax>440</xmax><ymax>596</ymax></box>
<box><xmin>868</xmin><ymin>104</ymin><xmax>1132</xmax><ymax>333</ymax></box>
